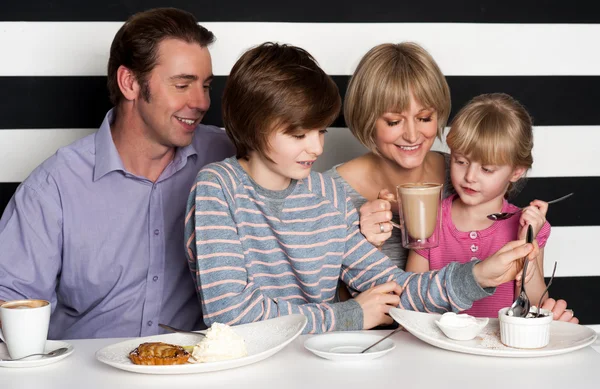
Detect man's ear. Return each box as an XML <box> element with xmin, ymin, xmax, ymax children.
<box><xmin>116</xmin><ymin>65</ymin><xmax>140</xmax><ymax>101</ymax></box>
<box><xmin>510</xmin><ymin>166</ymin><xmax>527</xmax><ymax>182</ymax></box>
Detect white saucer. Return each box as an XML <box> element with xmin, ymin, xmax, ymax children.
<box><xmin>0</xmin><ymin>340</ymin><xmax>74</xmax><ymax>368</ymax></box>
<box><xmin>304</xmin><ymin>332</ymin><xmax>395</xmax><ymax>361</ymax></box>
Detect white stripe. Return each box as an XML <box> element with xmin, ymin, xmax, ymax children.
<box><xmin>313</xmin><ymin>126</ymin><xmax>600</xmax><ymax>178</ymax></box>
<box><xmin>0</xmin><ymin>129</ymin><xmax>95</xmax><ymax>182</ymax></box>
<box><xmin>2</xmin><ymin>22</ymin><xmax>600</xmax><ymax>76</ymax></box>
<box><xmin>543</xmin><ymin>226</ymin><xmax>600</xmax><ymax>277</ymax></box>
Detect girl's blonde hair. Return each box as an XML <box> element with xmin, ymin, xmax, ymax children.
<box><xmin>344</xmin><ymin>42</ymin><xmax>451</xmax><ymax>152</ymax></box>
<box><xmin>446</xmin><ymin>93</ymin><xmax>534</xmax><ymax>196</ymax></box>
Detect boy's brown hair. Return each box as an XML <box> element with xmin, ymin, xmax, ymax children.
<box><xmin>222</xmin><ymin>42</ymin><xmax>341</xmax><ymax>161</ymax></box>
<box><xmin>107</xmin><ymin>8</ymin><xmax>215</xmax><ymax>107</ymax></box>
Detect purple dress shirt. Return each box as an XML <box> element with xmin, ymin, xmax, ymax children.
<box><xmin>0</xmin><ymin>109</ymin><xmax>235</xmax><ymax>339</ymax></box>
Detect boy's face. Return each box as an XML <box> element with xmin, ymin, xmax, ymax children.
<box><xmin>247</xmin><ymin>127</ymin><xmax>327</xmax><ymax>190</ymax></box>
<box><xmin>450</xmin><ymin>153</ymin><xmax>525</xmax><ymax>210</ymax></box>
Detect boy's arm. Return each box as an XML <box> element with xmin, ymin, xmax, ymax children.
<box><xmin>341</xmin><ymin>197</ymin><xmax>493</xmax><ymax>313</ymax></box>
<box><xmin>185</xmin><ymin>170</ymin><xmax>363</xmax><ymax>334</ymax></box>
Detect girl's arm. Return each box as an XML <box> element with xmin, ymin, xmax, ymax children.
<box><xmin>520</xmin><ymin>248</ymin><xmax>547</xmax><ymax>306</ymax></box>
<box><xmin>405</xmin><ymin>250</ymin><xmax>431</xmax><ymax>273</ymax></box>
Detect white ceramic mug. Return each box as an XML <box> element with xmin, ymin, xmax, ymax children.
<box><xmin>0</xmin><ymin>299</ymin><xmax>51</xmax><ymax>359</ymax></box>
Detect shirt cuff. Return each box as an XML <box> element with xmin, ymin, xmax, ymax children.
<box><xmin>447</xmin><ymin>261</ymin><xmax>495</xmax><ymax>309</ymax></box>
<box><xmin>330</xmin><ymin>299</ymin><xmax>363</xmax><ymax>331</ymax></box>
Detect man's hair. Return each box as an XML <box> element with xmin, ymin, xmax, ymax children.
<box><xmin>107</xmin><ymin>8</ymin><xmax>215</xmax><ymax>106</ymax></box>
<box><xmin>222</xmin><ymin>42</ymin><xmax>341</xmax><ymax>161</ymax></box>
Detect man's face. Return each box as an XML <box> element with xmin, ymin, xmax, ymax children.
<box><xmin>134</xmin><ymin>38</ymin><xmax>213</xmax><ymax>149</ymax></box>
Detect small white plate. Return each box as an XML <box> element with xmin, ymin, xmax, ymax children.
<box><xmin>96</xmin><ymin>314</ymin><xmax>307</xmax><ymax>374</ymax></box>
<box><xmin>390</xmin><ymin>308</ymin><xmax>597</xmax><ymax>358</ymax></box>
<box><xmin>0</xmin><ymin>340</ymin><xmax>74</xmax><ymax>368</ymax></box>
<box><xmin>304</xmin><ymin>332</ymin><xmax>395</xmax><ymax>361</ymax></box>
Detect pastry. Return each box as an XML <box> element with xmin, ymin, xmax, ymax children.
<box><xmin>129</xmin><ymin>342</ymin><xmax>190</xmax><ymax>365</ymax></box>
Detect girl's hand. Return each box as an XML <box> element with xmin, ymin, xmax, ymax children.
<box><xmin>359</xmin><ymin>189</ymin><xmax>396</xmax><ymax>247</ymax></box>
<box><xmin>518</xmin><ymin>199</ymin><xmax>548</xmax><ymax>239</ymax></box>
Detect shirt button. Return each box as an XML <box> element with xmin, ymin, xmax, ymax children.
<box><xmin>469</xmin><ymin>231</ymin><xmax>478</xmax><ymax>239</ymax></box>
<box><xmin>147</xmin><ymin>321</ymin><xmax>153</xmax><ymax>327</ymax></box>
<box><xmin>470</xmin><ymin>244</ymin><xmax>478</xmax><ymax>252</ymax></box>
<box><xmin>153</xmin><ymin>276</ymin><xmax>159</xmax><ymax>282</ymax></box>
<box><xmin>154</xmin><ymin>229</ymin><xmax>160</xmax><ymax>236</ymax></box>
<box><xmin>470</xmin><ymin>257</ymin><xmax>479</xmax><ymax>261</ymax></box>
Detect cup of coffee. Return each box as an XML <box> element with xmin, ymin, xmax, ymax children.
<box><xmin>0</xmin><ymin>299</ymin><xmax>51</xmax><ymax>359</ymax></box>
<box><xmin>396</xmin><ymin>183</ymin><xmax>443</xmax><ymax>249</ymax></box>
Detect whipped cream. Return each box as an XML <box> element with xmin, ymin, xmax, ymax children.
<box><xmin>189</xmin><ymin>323</ymin><xmax>248</xmax><ymax>363</ymax></box>
<box><xmin>439</xmin><ymin>312</ymin><xmax>478</xmax><ymax>327</ymax></box>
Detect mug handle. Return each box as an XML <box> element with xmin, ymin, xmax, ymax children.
<box><xmin>0</xmin><ymin>326</ymin><xmax>4</xmax><ymax>343</ymax></box>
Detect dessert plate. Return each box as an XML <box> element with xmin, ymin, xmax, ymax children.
<box><xmin>96</xmin><ymin>314</ymin><xmax>307</xmax><ymax>374</ymax></box>
<box><xmin>390</xmin><ymin>308</ymin><xmax>597</xmax><ymax>358</ymax></box>
<box><xmin>304</xmin><ymin>332</ymin><xmax>395</xmax><ymax>361</ymax></box>
<box><xmin>0</xmin><ymin>340</ymin><xmax>74</xmax><ymax>368</ymax></box>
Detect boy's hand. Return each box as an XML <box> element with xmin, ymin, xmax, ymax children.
<box><xmin>359</xmin><ymin>189</ymin><xmax>396</xmax><ymax>247</ymax></box>
<box><xmin>518</xmin><ymin>200</ymin><xmax>548</xmax><ymax>239</ymax></box>
<box><xmin>473</xmin><ymin>240</ymin><xmax>539</xmax><ymax>288</ymax></box>
<box><xmin>355</xmin><ymin>281</ymin><xmax>402</xmax><ymax>329</ymax></box>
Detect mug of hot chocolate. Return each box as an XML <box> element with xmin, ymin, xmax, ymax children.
<box><xmin>0</xmin><ymin>299</ymin><xmax>51</xmax><ymax>360</ymax></box>
<box><xmin>396</xmin><ymin>183</ymin><xmax>443</xmax><ymax>249</ymax></box>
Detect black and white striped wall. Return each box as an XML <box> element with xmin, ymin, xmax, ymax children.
<box><xmin>1</xmin><ymin>1</ymin><xmax>599</xmax><ymax>325</ymax></box>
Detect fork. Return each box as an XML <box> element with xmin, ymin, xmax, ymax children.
<box><xmin>535</xmin><ymin>261</ymin><xmax>558</xmax><ymax>318</ymax></box>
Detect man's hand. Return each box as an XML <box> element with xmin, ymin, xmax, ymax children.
<box><xmin>354</xmin><ymin>281</ymin><xmax>402</xmax><ymax>329</ymax></box>
<box><xmin>359</xmin><ymin>189</ymin><xmax>396</xmax><ymax>247</ymax></box>
<box><xmin>473</xmin><ymin>240</ymin><xmax>539</xmax><ymax>288</ymax></box>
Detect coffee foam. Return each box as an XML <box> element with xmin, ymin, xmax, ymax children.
<box><xmin>1</xmin><ymin>299</ymin><xmax>49</xmax><ymax>310</ymax></box>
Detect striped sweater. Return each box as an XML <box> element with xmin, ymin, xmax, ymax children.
<box><xmin>184</xmin><ymin>157</ymin><xmax>491</xmax><ymax>334</ymax></box>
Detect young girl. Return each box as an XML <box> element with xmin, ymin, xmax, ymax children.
<box><xmin>406</xmin><ymin>93</ymin><xmax>550</xmax><ymax>317</ymax></box>
<box><xmin>184</xmin><ymin>44</ymin><xmax>538</xmax><ymax>334</ymax></box>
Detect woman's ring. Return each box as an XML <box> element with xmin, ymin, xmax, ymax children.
<box><xmin>379</xmin><ymin>223</ymin><xmax>385</xmax><ymax>233</ymax></box>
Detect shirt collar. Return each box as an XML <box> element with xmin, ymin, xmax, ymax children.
<box><xmin>93</xmin><ymin>109</ymin><xmax>199</xmax><ymax>181</ymax></box>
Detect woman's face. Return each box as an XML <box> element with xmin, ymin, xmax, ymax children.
<box><xmin>373</xmin><ymin>96</ymin><xmax>439</xmax><ymax>170</ymax></box>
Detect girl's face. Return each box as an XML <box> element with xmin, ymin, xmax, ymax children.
<box><xmin>246</xmin><ymin>127</ymin><xmax>327</xmax><ymax>191</ymax></box>
<box><xmin>374</xmin><ymin>96</ymin><xmax>438</xmax><ymax>170</ymax></box>
<box><xmin>450</xmin><ymin>153</ymin><xmax>525</xmax><ymax>209</ymax></box>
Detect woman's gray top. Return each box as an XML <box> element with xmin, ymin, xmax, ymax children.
<box><xmin>325</xmin><ymin>152</ymin><xmax>453</xmax><ymax>270</ymax></box>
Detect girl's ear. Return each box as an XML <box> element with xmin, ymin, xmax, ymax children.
<box><xmin>510</xmin><ymin>166</ymin><xmax>527</xmax><ymax>182</ymax></box>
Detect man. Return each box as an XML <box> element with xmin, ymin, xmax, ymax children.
<box><xmin>0</xmin><ymin>8</ymin><xmax>234</xmax><ymax>339</ymax></box>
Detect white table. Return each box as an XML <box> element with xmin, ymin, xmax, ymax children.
<box><xmin>1</xmin><ymin>330</ymin><xmax>599</xmax><ymax>389</ymax></box>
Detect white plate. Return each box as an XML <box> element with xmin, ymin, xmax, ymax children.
<box><xmin>390</xmin><ymin>308</ymin><xmax>597</xmax><ymax>358</ymax></box>
<box><xmin>304</xmin><ymin>332</ymin><xmax>395</xmax><ymax>361</ymax></box>
<box><xmin>96</xmin><ymin>314</ymin><xmax>307</xmax><ymax>374</ymax></box>
<box><xmin>0</xmin><ymin>340</ymin><xmax>74</xmax><ymax>368</ymax></box>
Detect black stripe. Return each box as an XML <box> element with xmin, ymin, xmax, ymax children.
<box><xmin>545</xmin><ymin>276</ymin><xmax>599</xmax><ymax>325</ymax></box>
<box><xmin>1</xmin><ymin>75</ymin><xmax>600</xmax><ymax>129</ymax></box>
<box><xmin>3</xmin><ymin>1</ymin><xmax>600</xmax><ymax>23</ymax></box>
<box><xmin>0</xmin><ymin>178</ymin><xmax>598</xmax><ymax>227</ymax></box>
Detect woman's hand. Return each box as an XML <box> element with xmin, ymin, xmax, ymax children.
<box><xmin>541</xmin><ymin>298</ymin><xmax>579</xmax><ymax>324</ymax></box>
<box><xmin>518</xmin><ymin>200</ymin><xmax>548</xmax><ymax>239</ymax></box>
<box><xmin>354</xmin><ymin>281</ymin><xmax>402</xmax><ymax>329</ymax></box>
<box><xmin>359</xmin><ymin>189</ymin><xmax>396</xmax><ymax>247</ymax></box>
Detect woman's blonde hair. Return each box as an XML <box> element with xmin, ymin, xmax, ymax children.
<box><xmin>344</xmin><ymin>42</ymin><xmax>450</xmax><ymax>152</ymax></box>
<box><xmin>446</xmin><ymin>93</ymin><xmax>534</xmax><ymax>196</ymax></box>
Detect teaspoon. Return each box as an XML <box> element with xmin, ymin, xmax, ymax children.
<box><xmin>0</xmin><ymin>347</ymin><xmax>68</xmax><ymax>361</ymax></box>
<box><xmin>487</xmin><ymin>193</ymin><xmax>573</xmax><ymax>221</ymax></box>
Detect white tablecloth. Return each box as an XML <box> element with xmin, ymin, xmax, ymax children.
<box><xmin>1</xmin><ymin>330</ymin><xmax>599</xmax><ymax>389</ymax></box>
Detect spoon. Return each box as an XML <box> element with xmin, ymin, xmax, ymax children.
<box><xmin>535</xmin><ymin>261</ymin><xmax>557</xmax><ymax>318</ymax></box>
<box><xmin>487</xmin><ymin>193</ymin><xmax>574</xmax><ymax>221</ymax></box>
<box><xmin>158</xmin><ymin>323</ymin><xmax>206</xmax><ymax>337</ymax></box>
<box><xmin>506</xmin><ymin>225</ymin><xmax>534</xmax><ymax>318</ymax></box>
<box><xmin>361</xmin><ymin>327</ymin><xmax>403</xmax><ymax>353</ymax></box>
<box><xmin>0</xmin><ymin>347</ymin><xmax>68</xmax><ymax>361</ymax></box>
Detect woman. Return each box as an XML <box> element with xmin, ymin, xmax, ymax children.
<box><xmin>327</xmin><ymin>42</ymin><xmax>578</xmax><ymax>323</ymax></box>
